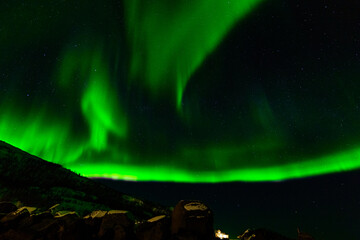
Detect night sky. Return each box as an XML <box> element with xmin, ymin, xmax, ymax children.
<box><xmin>1</xmin><ymin>0</ymin><xmax>360</xmax><ymax>238</ymax></box>
<box><xmin>1</xmin><ymin>0</ymin><xmax>360</xmax><ymax>181</ymax></box>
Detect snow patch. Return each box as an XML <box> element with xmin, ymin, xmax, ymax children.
<box><xmin>184</xmin><ymin>202</ymin><xmax>208</xmax><ymax>211</ymax></box>
<box><xmin>148</xmin><ymin>215</ymin><xmax>166</xmax><ymax>222</ymax></box>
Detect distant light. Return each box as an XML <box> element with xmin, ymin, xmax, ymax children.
<box><xmin>215</xmin><ymin>229</ymin><xmax>229</xmax><ymax>239</ymax></box>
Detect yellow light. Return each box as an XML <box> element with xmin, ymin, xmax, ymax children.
<box><xmin>215</xmin><ymin>229</ymin><xmax>229</xmax><ymax>239</ymax></box>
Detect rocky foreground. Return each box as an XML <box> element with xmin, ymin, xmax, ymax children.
<box><xmin>0</xmin><ymin>200</ymin><xmax>314</xmax><ymax>240</ymax></box>
<box><xmin>0</xmin><ymin>141</ymin><xmax>315</xmax><ymax>240</ymax></box>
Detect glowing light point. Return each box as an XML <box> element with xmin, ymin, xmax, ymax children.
<box><xmin>216</xmin><ymin>229</ymin><xmax>229</xmax><ymax>239</ymax></box>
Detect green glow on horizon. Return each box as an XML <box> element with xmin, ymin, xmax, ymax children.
<box><xmin>67</xmin><ymin>146</ymin><xmax>360</xmax><ymax>182</ymax></box>
<box><xmin>125</xmin><ymin>0</ymin><xmax>264</xmax><ymax>109</ymax></box>
<box><xmin>1</xmin><ymin>0</ymin><xmax>360</xmax><ymax>183</ymax></box>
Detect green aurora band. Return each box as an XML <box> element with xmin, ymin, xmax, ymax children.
<box><xmin>125</xmin><ymin>0</ymin><xmax>263</xmax><ymax>108</ymax></box>
<box><xmin>1</xmin><ymin>0</ymin><xmax>360</xmax><ymax>182</ymax></box>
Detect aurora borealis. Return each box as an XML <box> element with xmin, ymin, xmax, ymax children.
<box><xmin>1</xmin><ymin>0</ymin><xmax>360</xmax><ymax>182</ymax></box>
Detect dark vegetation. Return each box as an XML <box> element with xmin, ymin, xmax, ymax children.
<box><xmin>0</xmin><ymin>141</ymin><xmax>170</xmax><ymax>219</ymax></box>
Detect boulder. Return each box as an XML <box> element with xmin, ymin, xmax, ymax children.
<box><xmin>237</xmin><ymin>228</ymin><xmax>294</xmax><ymax>240</ymax></box>
<box><xmin>0</xmin><ymin>228</ymin><xmax>34</xmax><ymax>240</ymax></box>
<box><xmin>84</xmin><ymin>210</ymin><xmax>108</xmax><ymax>219</ymax></box>
<box><xmin>0</xmin><ymin>202</ymin><xmax>17</xmax><ymax>215</ymax></box>
<box><xmin>0</xmin><ymin>208</ymin><xmax>38</xmax><ymax>240</ymax></box>
<box><xmin>136</xmin><ymin>215</ymin><xmax>171</xmax><ymax>240</ymax></box>
<box><xmin>84</xmin><ymin>210</ymin><xmax>108</xmax><ymax>239</ymax></box>
<box><xmin>12</xmin><ymin>211</ymin><xmax>53</xmax><ymax>237</ymax></box>
<box><xmin>17</xmin><ymin>215</ymin><xmax>34</xmax><ymax>230</ymax></box>
<box><xmin>31</xmin><ymin>211</ymin><xmax>53</xmax><ymax>223</ymax></box>
<box><xmin>0</xmin><ymin>207</ymin><xmax>30</xmax><ymax>230</ymax></box>
<box><xmin>84</xmin><ymin>210</ymin><xmax>135</xmax><ymax>240</ymax></box>
<box><xmin>14</xmin><ymin>207</ymin><xmax>38</xmax><ymax>229</ymax></box>
<box><xmin>29</xmin><ymin>210</ymin><xmax>89</xmax><ymax>240</ymax></box>
<box><xmin>29</xmin><ymin>217</ymin><xmax>60</xmax><ymax>239</ymax></box>
<box><xmin>98</xmin><ymin>210</ymin><xmax>135</xmax><ymax>240</ymax></box>
<box><xmin>18</xmin><ymin>207</ymin><xmax>36</xmax><ymax>214</ymax></box>
<box><xmin>55</xmin><ymin>211</ymin><xmax>89</xmax><ymax>240</ymax></box>
<box><xmin>171</xmin><ymin>200</ymin><xmax>214</xmax><ymax>240</ymax></box>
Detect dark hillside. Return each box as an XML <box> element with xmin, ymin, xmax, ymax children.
<box><xmin>0</xmin><ymin>141</ymin><xmax>170</xmax><ymax>219</ymax></box>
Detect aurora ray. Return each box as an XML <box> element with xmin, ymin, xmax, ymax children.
<box><xmin>0</xmin><ymin>0</ymin><xmax>360</xmax><ymax>182</ymax></box>
<box><xmin>124</xmin><ymin>0</ymin><xmax>263</xmax><ymax>109</ymax></box>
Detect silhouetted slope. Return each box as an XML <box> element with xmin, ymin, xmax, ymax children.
<box><xmin>0</xmin><ymin>140</ymin><xmax>170</xmax><ymax>218</ymax></box>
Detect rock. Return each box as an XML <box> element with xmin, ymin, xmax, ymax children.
<box><xmin>16</xmin><ymin>211</ymin><xmax>53</xmax><ymax>234</ymax></box>
<box><xmin>9</xmin><ymin>207</ymin><xmax>38</xmax><ymax>230</ymax></box>
<box><xmin>98</xmin><ymin>210</ymin><xmax>135</xmax><ymax>240</ymax></box>
<box><xmin>0</xmin><ymin>208</ymin><xmax>35</xmax><ymax>240</ymax></box>
<box><xmin>136</xmin><ymin>215</ymin><xmax>171</xmax><ymax>240</ymax></box>
<box><xmin>0</xmin><ymin>207</ymin><xmax>30</xmax><ymax>230</ymax></box>
<box><xmin>84</xmin><ymin>210</ymin><xmax>108</xmax><ymax>239</ymax></box>
<box><xmin>84</xmin><ymin>210</ymin><xmax>108</xmax><ymax>219</ymax></box>
<box><xmin>29</xmin><ymin>210</ymin><xmax>89</xmax><ymax>240</ymax></box>
<box><xmin>0</xmin><ymin>202</ymin><xmax>17</xmax><ymax>215</ymax></box>
<box><xmin>237</xmin><ymin>228</ymin><xmax>294</xmax><ymax>240</ymax></box>
<box><xmin>17</xmin><ymin>207</ymin><xmax>36</xmax><ymax>214</ymax></box>
<box><xmin>31</xmin><ymin>211</ymin><xmax>53</xmax><ymax>223</ymax></box>
<box><xmin>54</xmin><ymin>210</ymin><xmax>79</xmax><ymax>218</ymax></box>
<box><xmin>55</xmin><ymin>211</ymin><xmax>89</xmax><ymax>240</ymax></box>
<box><xmin>84</xmin><ymin>210</ymin><xmax>135</xmax><ymax>240</ymax></box>
<box><xmin>29</xmin><ymin>217</ymin><xmax>60</xmax><ymax>239</ymax></box>
<box><xmin>17</xmin><ymin>215</ymin><xmax>34</xmax><ymax>230</ymax></box>
<box><xmin>171</xmin><ymin>200</ymin><xmax>214</xmax><ymax>240</ymax></box>
<box><xmin>0</xmin><ymin>229</ymin><xmax>34</xmax><ymax>240</ymax></box>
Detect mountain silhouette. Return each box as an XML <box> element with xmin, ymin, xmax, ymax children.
<box><xmin>0</xmin><ymin>140</ymin><xmax>170</xmax><ymax>219</ymax></box>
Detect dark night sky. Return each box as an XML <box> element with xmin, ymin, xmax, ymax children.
<box><xmin>1</xmin><ymin>0</ymin><xmax>359</xmax><ymax>181</ymax></box>
<box><xmin>1</xmin><ymin>0</ymin><xmax>360</xmax><ymax>239</ymax></box>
